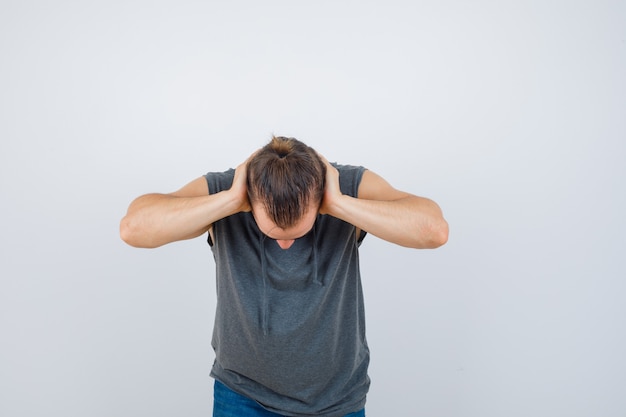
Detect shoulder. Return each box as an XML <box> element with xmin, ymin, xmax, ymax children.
<box><xmin>332</xmin><ymin>163</ymin><xmax>366</xmax><ymax>198</ymax></box>
<box><xmin>358</xmin><ymin>169</ymin><xmax>411</xmax><ymax>201</ymax></box>
<box><xmin>331</xmin><ymin>163</ymin><xmax>408</xmax><ymax>200</ymax></box>
<box><xmin>204</xmin><ymin>168</ymin><xmax>235</xmax><ymax>195</ymax></box>
<box><xmin>333</xmin><ymin>163</ymin><xmax>365</xmax><ymax>176</ymax></box>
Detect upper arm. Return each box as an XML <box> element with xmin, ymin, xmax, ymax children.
<box><xmin>357</xmin><ymin>169</ymin><xmax>412</xmax><ymax>201</ymax></box>
<box><xmin>169</xmin><ymin>176</ymin><xmax>209</xmax><ymax>198</ymax></box>
<box><xmin>357</xmin><ymin>169</ymin><xmax>448</xmax><ymax>247</ymax></box>
<box><xmin>354</xmin><ymin>170</ymin><xmax>413</xmax><ymax>241</ymax></box>
<box><xmin>169</xmin><ymin>176</ymin><xmax>214</xmax><ymax>241</ymax></box>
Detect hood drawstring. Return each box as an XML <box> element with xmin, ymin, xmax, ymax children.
<box><xmin>259</xmin><ymin>233</ymin><xmax>270</xmax><ymax>336</ymax></box>
<box><xmin>312</xmin><ymin>222</ymin><xmax>322</xmax><ymax>286</ymax></box>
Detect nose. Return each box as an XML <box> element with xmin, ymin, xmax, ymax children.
<box><xmin>276</xmin><ymin>239</ymin><xmax>295</xmax><ymax>249</ymax></box>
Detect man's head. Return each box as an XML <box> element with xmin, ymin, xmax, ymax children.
<box><xmin>246</xmin><ymin>136</ymin><xmax>326</xmax><ymax>235</ymax></box>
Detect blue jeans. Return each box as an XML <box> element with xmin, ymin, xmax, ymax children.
<box><xmin>213</xmin><ymin>380</ymin><xmax>365</xmax><ymax>417</ymax></box>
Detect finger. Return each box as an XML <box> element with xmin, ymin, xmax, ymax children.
<box><xmin>245</xmin><ymin>148</ymin><xmax>262</xmax><ymax>164</ymax></box>
<box><xmin>315</xmin><ymin>151</ymin><xmax>330</xmax><ymax>165</ymax></box>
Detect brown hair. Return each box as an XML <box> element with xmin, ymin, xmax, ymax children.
<box><xmin>246</xmin><ymin>136</ymin><xmax>326</xmax><ymax>229</ymax></box>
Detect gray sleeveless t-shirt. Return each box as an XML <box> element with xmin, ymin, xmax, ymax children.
<box><xmin>204</xmin><ymin>164</ymin><xmax>370</xmax><ymax>417</ymax></box>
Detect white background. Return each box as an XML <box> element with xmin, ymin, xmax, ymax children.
<box><xmin>1</xmin><ymin>1</ymin><xmax>625</xmax><ymax>416</ymax></box>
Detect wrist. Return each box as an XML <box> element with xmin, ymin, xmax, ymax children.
<box><xmin>321</xmin><ymin>193</ymin><xmax>350</xmax><ymax>218</ymax></box>
<box><xmin>224</xmin><ymin>187</ymin><xmax>250</xmax><ymax>214</ymax></box>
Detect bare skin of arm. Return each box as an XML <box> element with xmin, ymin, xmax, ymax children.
<box><xmin>120</xmin><ymin>161</ymin><xmax>250</xmax><ymax>248</ymax></box>
<box><xmin>319</xmin><ymin>157</ymin><xmax>448</xmax><ymax>249</ymax></box>
<box><xmin>121</xmin><ymin>151</ymin><xmax>447</xmax><ymax>249</ymax></box>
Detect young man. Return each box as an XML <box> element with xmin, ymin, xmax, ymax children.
<box><xmin>120</xmin><ymin>136</ymin><xmax>448</xmax><ymax>417</ymax></box>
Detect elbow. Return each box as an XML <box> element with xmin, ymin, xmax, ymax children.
<box><xmin>418</xmin><ymin>218</ymin><xmax>449</xmax><ymax>249</ymax></box>
<box><xmin>431</xmin><ymin>218</ymin><xmax>449</xmax><ymax>248</ymax></box>
<box><xmin>120</xmin><ymin>216</ymin><xmax>156</xmax><ymax>248</ymax></box>
<box><xmin>119</xmin><ymin>216</ymin><xmax>138</xmax><ymax>247</ymax></box>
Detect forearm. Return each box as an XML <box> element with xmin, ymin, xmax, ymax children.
<box><xmin>120</xmin><ymin>191</ymin><xmax>240</xmax><ymax>248</ymax></box>
<box><xmin>328</xmin><ymin>194</ymin><xmax>448</xmax><ymax>249</ymax></box>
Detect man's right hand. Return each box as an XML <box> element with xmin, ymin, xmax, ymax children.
<box><xmin>229</xmin><ymin>158</ymin><xmax>252</xmax><ymax>213</ymax></box>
